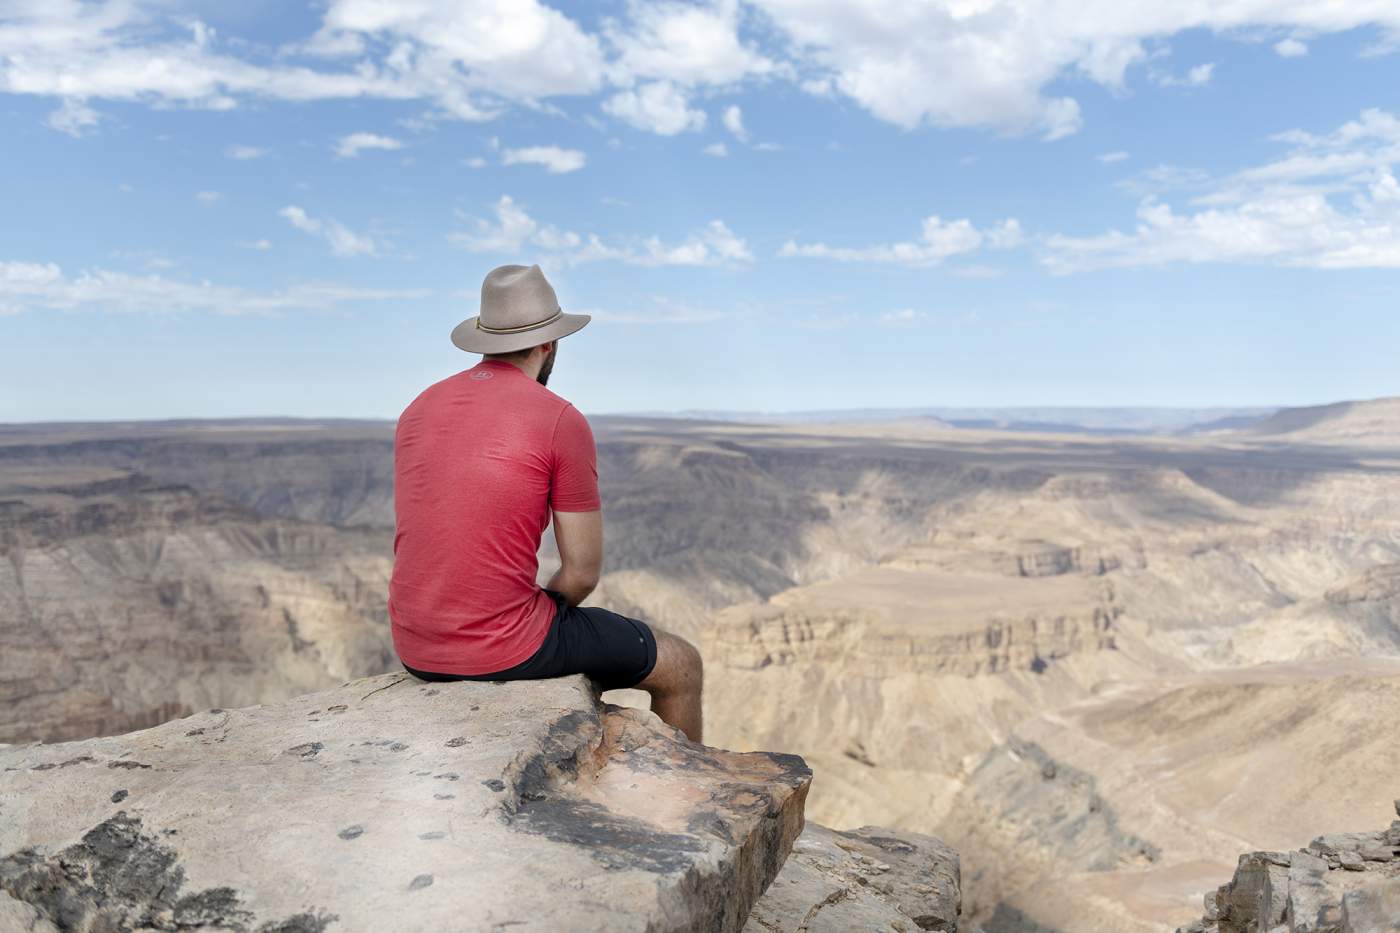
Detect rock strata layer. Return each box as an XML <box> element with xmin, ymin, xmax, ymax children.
<box><xmin>1177</xmin><ymin>804</ymin><xmax>1400</xmax><ymax>933</ymax></box>
<box><xmin>0</xmin><ymin>673</ymin><xmax>811</xmax><ymax>932</ymax></box>
<box><xmin>746</xmin><ymin>824</ymin><xmax>960</xmax><ymax>932</ymax></box>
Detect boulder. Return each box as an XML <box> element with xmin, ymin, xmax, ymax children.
<box><xmin>1176</xmin><ymin>810</ymin><xmax>1400</xmax><ymax>933</ymax></box>
<box><xmin>0</xmin><ymin>673</ymin><xmax>811</xmax><ymax>932</ymax></box>
<box><xmin>745</xmin><ymin>824</ymin><xmax>959</xmax><ymax>932</ymax></box>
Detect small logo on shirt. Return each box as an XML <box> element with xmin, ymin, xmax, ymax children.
<box><xmin>470</xmin><ymin>370</ymin><xmax>494</xmax><ymax>380</ymax></box>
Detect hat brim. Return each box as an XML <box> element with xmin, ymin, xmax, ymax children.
<box><xmin>450</xmin><ymin>311</ymin><xmax>591</xmax><ymax>354</ymax></box>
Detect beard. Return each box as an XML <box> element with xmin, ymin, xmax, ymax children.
<box><xmin>536</xmin><ymin>344</ymin><xmax>558</xmax><ymax>386</ymax></box>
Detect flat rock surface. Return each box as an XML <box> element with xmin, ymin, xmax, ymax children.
<box><xmin>746</xmin><ymin>824</ymin><xmax>960</xmax><ymax>932</ymax></box>
<box><xmin>0</xmin><ymin>672</ymin><xmax>811</xmax><ymax>932</ymax></box>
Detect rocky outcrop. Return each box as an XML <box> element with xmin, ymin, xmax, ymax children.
<box><xmin>0</xmin><ymin>673</ymin><xmax>812</xmax><ymax>932</ymax></box>
<box><xmin>1008</xmin><ymin>542</ymin><xmax>1122</xmax><ymax>579</ymax></box>
<box><xmin>746</xmin><ymin>824</ymin><xmax>959</xmax><ymax>932</ymax></box>
<box><xmin>956</xmin><ymin>736</ymin><xmax>1161</xmax><ymax>873</ymax></box>
<box><xmin>1177</xmin><ymin>804</ymin><xmax>1400</xmax><ymax>933</ymax></box>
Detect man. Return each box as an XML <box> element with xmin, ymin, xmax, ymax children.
<box><xmin>389</xmin><ymin>263</ymin><xmax>704</xmax><ymax>742</ymax></box>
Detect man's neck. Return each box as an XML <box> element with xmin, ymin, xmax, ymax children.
<box><xmin>484</xmin><ymin>355</ymin><xmax>543</xmax><ymax>382</ymax></box>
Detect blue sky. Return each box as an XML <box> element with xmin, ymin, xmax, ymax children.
<box><xmin>2</xmin><ymin>1</ymin><xmax>1399</xmax><ymax>422</ymax></box>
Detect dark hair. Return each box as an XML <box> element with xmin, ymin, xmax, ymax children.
<box><xmin>482</xmin><ymin>348</ymin><xmax>533</xmax><ymax>362</ymax></box>
<box><xmin>483</xmin><ymin>340</ymin><xmax>551</xmax><ymax>362</ymax></box>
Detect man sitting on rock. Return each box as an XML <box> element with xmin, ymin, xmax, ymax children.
<box><xmin>389</xmin><ymin>263</ymin><xmax>704</xmax><ymax>741</ymax></box>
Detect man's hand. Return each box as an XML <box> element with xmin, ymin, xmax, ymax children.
<box><xmin>548</xmin><ymin>509</ymin><xmax>602</xmax><ymax>606</ymax></box>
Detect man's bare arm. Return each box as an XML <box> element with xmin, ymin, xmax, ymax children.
<box><xmin>548</xmin><ymin>509</ymin><xmax>602</xmax><ymax>606</ymax></box>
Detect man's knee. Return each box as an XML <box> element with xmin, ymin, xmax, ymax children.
<box><xmin>675</xmin><ymin>634</ymin><xmax>702</xmax><ymax>684</ymax></box>
<box><xmin>648</xmin><ymin>630</ymin><xmax>703</xmax><ymax>693</ymax></box>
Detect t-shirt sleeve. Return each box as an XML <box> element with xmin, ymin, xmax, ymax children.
<box><xmin>549</xmin><ymin>404</ymin><xmax>601</xmax><ymax>512</ymax></box>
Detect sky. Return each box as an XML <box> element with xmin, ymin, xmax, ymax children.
<box><xmin>1</xmin><ymin>0</ymin><xmax>1399</xmax><ymax>422</ymax></box>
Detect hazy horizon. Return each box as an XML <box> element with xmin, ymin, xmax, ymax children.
<box><xmin>0</xmin><ymin>400</ymin><xmax>1294</xmax><ymax>428</ymax></box>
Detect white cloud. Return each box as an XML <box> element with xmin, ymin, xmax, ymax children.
<box><xmin>278</xmin><ymin>205</ymin><xmax>378</xmax><ymax>257</ymax></box>
<box><xmin>314</xmin><ymin>0</ymin><xmax>607</xmax><ymax>113</ymax></box>
<box><xmin>750</xmin><ymin>0</ymin><xmax>1096</xmax><ymax>136</ymax></box>
<box><xmin>195</xmin><ymin>191</ymin><xmax>222</xmax><ymax>205</ymax></box>
<box><xmin>703</xmin><ymin>142</ymin><xmax>729</xmax><ymax>157</ymax></box>
<box><xmin>449</xmin><ymin>196</ymin><xmax>548</xmax><ymax>253</ymax></box>
<box><xmin>226</xmin><ymin>145</ymin><xmax>267</xmax><ymax>160</ymax></box>
<box><xmin>604</xmin><ymin>0</ymin><xmax>775</xmax><ymax>87</ymax></box>
<box><xmin>747</xmin><ymin>2</ymin><xmax>1400</xmax><ymax>137</ymax></box>
<box><xmin>633</xmin><ymin>220</ymin><xmax>752</xmax><ymax>266</ymax></box>
<box><xmin>879</xmin><ymin>308</ymin><xmax>928</xmax><ymax>325</ymax></box>
<box><xmin>722</xmin><ymin>104</ymin><xmax>747</xmax><ymax>141</ymax></box>
<box><xmin>0</xmin><ymin>1</ymin><xmax>604</xmax><ymax>127</ymax></box>
<box><xmin>465</xmin><ymin>156</ymin><xmax>488</xmax><ymax>168</ymax></box>
<box><xmin>1040</xmin><ymin>97</ymin><xmax>1083</xmax><ymax>141</ymax></box>
<box><xmin>45</xmin><ymin>98</ymin><xmax>98</xmax><ymax>137</ymax></box>
<box><xmin>1155</xmin><ymin>62</ymin><xmax>1215</xmax><ymax>87</ymax></box>
<box><xmin>781</xmin><ymin>216</ymin><xmax>1023</xmax><ymax>267</ymax></box>
<box><xmin>449</xmin><ymin>195</ymin><xmax>750</xmax><ymax>267</ymax></box>
<box><xmin>603</xmin><ymin>80</ymin><xmax>707</xmax><ymax>135</ymax></box>
<box><xmin>280</xmin><ymin>206</ymin><xmax>317</xmax><ymax>233</ymax></box>
<box><xmin>0</xmin><ymin>259</ymin><xmax>424</xmax><ymax>316</ymax></box>
<box><xmin>1043</xmin><ymin>109</ymin><xmax>1400</xmax><ymax>273</ymax></box>
<box><xmin>4</xmin><ymin>9</ymin><xmax>409</xmax><ymax>114</ymax></box>
<box><xmin>5</xmin><ymin>1</ymin><xmax>1400</xmax><ymax>141</ymax></box>
<box><xmin>1099</xmin><ymin>150</ymin><xmax>1130</xmax><ymax>164</ymax></box>
<box><xmin>1274</xmin><ymin>37</ymin><xmax>1309</xmax><ymax>57</ymax></box>
<box><xmin>335</xmin><ymin>132</ymin><xmax>402</xmax><ymax>158</ymax></box>
<box><xmin>1115</xmin><ymin>163</ymin><xmax>1213</xmax><ymax>197</ymax></box>
<box><xmin>501</xmin><ymin>145</ymin><xmax>587</xmax><ymax>174</ymax></box>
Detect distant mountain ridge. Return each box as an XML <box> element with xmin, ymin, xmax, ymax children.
<box><xmin>1242</xmin><ymin>396</ymin><xmax>1400</xmax><ymax>445</ymax></box>
<box><xmin>5</xmin><ymin>397</ymin><xmax>1398</xmax><ymax>445</ymax></box>
<box><xmin>615</xmin><ymin>406</ymin><xmax>1280</xmax><ymax>436</ymax></box>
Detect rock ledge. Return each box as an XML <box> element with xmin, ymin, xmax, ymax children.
<box><xmin>0</xmin><ymin>673</ymin><xmax>811</xmax><ymax>932</ymax></box>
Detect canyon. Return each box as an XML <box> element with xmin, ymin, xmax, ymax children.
<box><xmin>3</xmin><ymin>398</ymin><xmax>1399</xmax><ymax>930</ymax></box>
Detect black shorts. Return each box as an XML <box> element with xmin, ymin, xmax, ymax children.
<box><xmin>401</xmin><ymin>590</ymin><xmax>658</xmax><ymax>692</ymax></box>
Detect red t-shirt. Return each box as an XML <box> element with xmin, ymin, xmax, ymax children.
<box><xmin>389</xmin><ymin>359</ymin><xmax>601</xmax><ymax>674</ymax></box>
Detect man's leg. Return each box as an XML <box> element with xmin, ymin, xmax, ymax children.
<box><xmin>636</xmin><ymin>628</ymin><xmax>704</xmax><ymax>743</ymax></box>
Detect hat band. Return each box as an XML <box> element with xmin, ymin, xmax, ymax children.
<box><xmin>476</xmin><ymin>308</ymin><xmax>563</xmax><ymax>335</ymax></box>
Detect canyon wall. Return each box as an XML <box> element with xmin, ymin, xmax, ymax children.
<box><xmin>6</xmin><ymin>409</ymin><xmax>1400</xmax><ymax>930</ymax></box>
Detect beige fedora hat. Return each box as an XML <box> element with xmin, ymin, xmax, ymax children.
<box><xmin>451</xmin><ymin>263</ymin><xmax>590</xmax><ymax>354</ymax></box>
